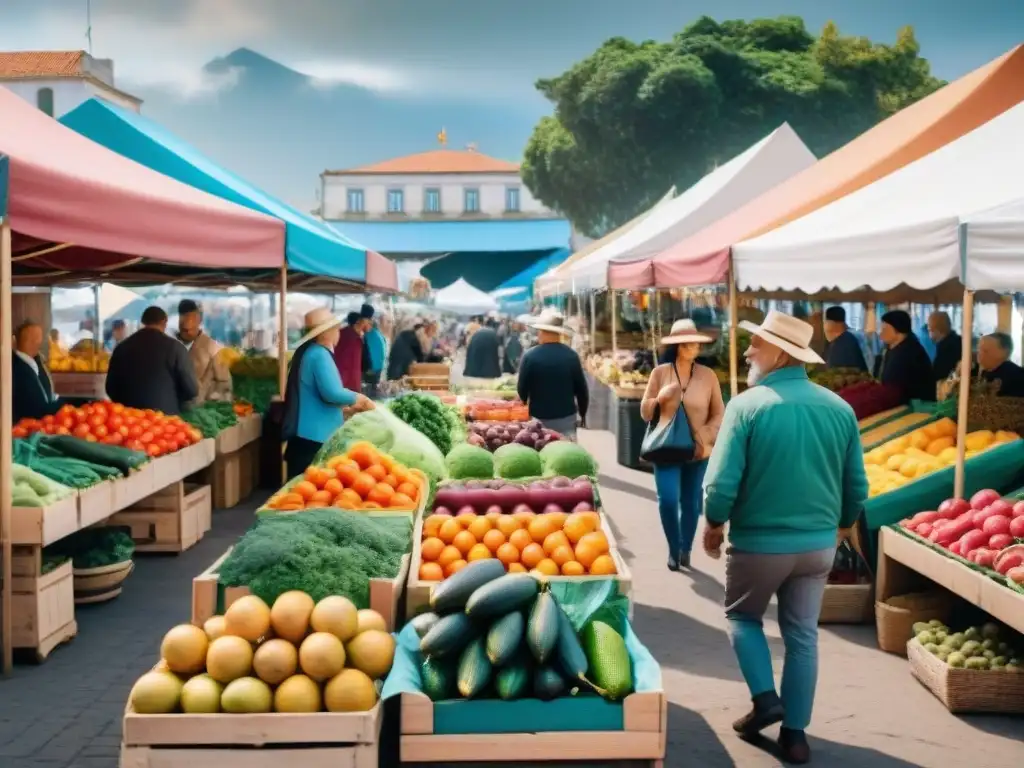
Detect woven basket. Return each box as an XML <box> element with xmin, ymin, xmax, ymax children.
<box><xmin>875</xmin><ymin>592</ymin><xmax>952</xmax><ymax>656</ymax></box>
<box><xmin>73</xmin><ymin>560</ymin><xmax>134</xmax><ymax>605</ymax></box>
<box><xmin>819</xmin><ymin>583</ymin><xmax>874</xmax><ymax>624</ymax></box>
<box><xmin>907</xmin><ymin>639</ymin><xmax>1024</xmax><ymax>714</ymax></box>
<box><xmin>967</xmin><ymin>381</ymin><xmax>1024</xmax><ymax>433</ymax></box>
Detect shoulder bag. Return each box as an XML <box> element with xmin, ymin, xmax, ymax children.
<box><xmin>640</xmin><ymin>363</ymin><xmax>696</xmax><ymax>464</ymax></box>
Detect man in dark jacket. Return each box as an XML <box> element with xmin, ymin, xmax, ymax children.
<box><xmin>878</xmin><ymin>310</ymin><xmax>935</xmax><ymax>403</ymax></box>
<box><xmin>13</xmin><ymin>321</ymin><xmax>61</xmax><ymax>423</ymax></box>
<box><xmin>928</xmin><ymin>310</ymin><xmax>962</xmax><ymax>383</ymax></box>
<box><xmin>978</xmin><ymin>333</ymin><xmax>1024</xmax><ymax>397</ymax></box>
<box><xmin>464</xmin><ymin>318</ymin><xmax>502</xmax><ymax>378</ymax></box>
<box><xmin>387</xmin><ymin>323</ymin><xmax>425</xmax><ymax>381</ymax></box>
<box><xmin>106</xmin><ymin>306</ymin><xmax>198</xmax><ymax>416</ymax></box>
<box><xmin>823</xmin><ymin>307</ymin><xmax>867</xmax><ymax>371</ymax></box>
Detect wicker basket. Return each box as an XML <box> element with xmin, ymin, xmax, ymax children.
<box><xmin>819</xmin><ymin>582</ymin><xmax>874</xmax><ymax>624</ymax></box>
<box><xmin>875</xmin><ymin>592</ymin><xmax>952</xmax><ymax>656</ymax></box>
<box><xmin>73</xmin><ymin>560</ymin><xmax>134</xmax><ymax>604</ymax></box>
<box><xmin>907</xmin><ymin>639</ymin><xmax>1024</xmax><ymax>714</ymax></box>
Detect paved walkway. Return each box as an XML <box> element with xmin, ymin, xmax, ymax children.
<box><xmin>1</xmin><ymin>430</ymin><xmax>1022</xmax><ymax>767</ymax></box>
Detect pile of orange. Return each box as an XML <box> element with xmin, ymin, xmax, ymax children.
<box><xmin>417</xmin><ymin>506</ymin><xmax>617</xmax><ymax>581</ymax></box>
<box><xmin>266</xmin><ymin>441</ymin><xmax>423</xmax><ymax>512</ymax></box>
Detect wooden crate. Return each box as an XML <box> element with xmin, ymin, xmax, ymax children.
<box><xmin>120</xmin><ymin>699</ymin><xmax>382</xmax><ymax>768</ymax></box>
<box><xmin>191</xmin><ymin>550</ymin><xmax>411</xmax><ymax>630</ymax></box>
<box><xmin>10</xmin><ymin>547</ymin><xmax>77</xmax><ymax>661</ymax></box>
<box><xmin>11</xmin><ymin>494</ymin><xmax>79</xmax><ymax>546</ymax></box>
<box><xmin>112</xmin><ymin>465</ymin><xmax>156</xmax><ymax>512</ymax></box>
<box><xmin>78</xmin><ymin>481</ymin><xmax>115</xmax><ymax>529</ymax></box>
<box><xmin>404</xmin><ymin>514</ymin><xmax>633</xmax><ymax>617</ymax></box>
<box><xmin>51</xmin><ymin>371</ymin><xmax>106</xmax><ymax>398</ymax></box>
<box><xmin>108</xmin><ymin>483</ymin><xmax>212</xmax><ymax>554</ymax></box>
<box><xmin>399</xmin><ymin>691</ymin><xmax>665</xmax><ymax>765</ymax></box>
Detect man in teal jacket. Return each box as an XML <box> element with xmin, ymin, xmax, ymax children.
<box><xmin>702</xmin><ymin>311</ymin><xmax>867</xmax><ymax>765</ymax></box>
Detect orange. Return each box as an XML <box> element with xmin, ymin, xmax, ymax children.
<box><xmin>365</xmin><ymin>464</ymin><xmax>387</xmax><ymax>482</ymax></box>
<box><xmin>528</xmin><ymin>516</ymin><xmax>558</xmax><ymax>543</ymax></box>
<box><xmin>509</xmin><ymin>529</ymin><xmax>533</xmax><ymax>551</ymax></box>
<box><xmin>423</xmin><ymin>513</ymin><xmax>452</xmax><ymax>538</ymax></box>
<box><xmin>445</xmin><ymin>558</ymin><xmax>468</xmax><ymax>577</ymax></box>
<box><xmin>308</xmin><ymin>490</ymin><xmax>333</xmax><ymax>507</ymax></box>
<box><xmin>550</xmin><ymin>545</ymin><xmax>575</xmax><ymax>567</ymax></box>
<box><xmin>452</xmin><ymin>530</ymin><xmax>477</xmax><ymax>556</ymax></box>
<box><xmin>534</xmin><ymin>558</ymin><xmax>559</xmax><ymax>577</ymax></box>
<box><xmin>496</xmin><ymin>515</ymin><xmax>521</xmax><ymax>537</ymax></box>
<box><xmin>574</xmin><ymin>540</ymin><xmax>601</xmax><ymax>569</ymax></box>
<box><xmin>485</xmin><ymin>510</ymin><xmax>502</xmax><ymax>525</ymax></box>
<box><xmin>456</xmin><ymin>510</ymin><xmax>479</xmax><ymax>527</ymax></box>
<box><xmin>467</xmin><ymin>516</ymin><xmax>493</xmax><ymax>540</ymax></box>
<box><xmin>326</xmin><ymin>455</ymin><xmax>347</xmax><ymax>470</ymax></box>
<box><xmin>334</xmin><ymin>463</ymin><xmax>360</xmax><ymax>488</ymax></box>
<box><xmin>367</xmin><ymin>483</ymin><xmax>395</xmax><ymax>506</ymax></box>
<box><xmin>467</xmin><ymin>543</ymin><xmax>492</xmax><ymax>562</ymax></box>
<box><xmin>496</xmin><ymin>542</ymin><xmax>520</xmax><ymax>566</ymax></box>
<box><xmin>578</xmin><ymin>511</ymin><xmax>601</xmax><ymax>531</ymax></box>
<box><xmin>512</xmin><ymin>509</ymin><xmax>536</xmax><ymax>526</ymax></box>
<box><xmin>419</xmin><ymin>562</ymin><xmax>443</xmax><ymax>581</ymax></box>
<box><xmin>421</xmin><ymin>537</ymin><xmax>445</xmax><ymax>562</ymax></box>
<box><xmin>482</xmin><ymin>529</ymin><xmax>506</xmax><ymax>552</ymax></box>
<box><xmin>561</xmin><ymin>560</ymin><xmax>585</xmax><ymax>576</ymax></box>
<box><xmin>348</xmin><ymin>442</ymin><xmax>379</xmax><ymax>470</ymax></box>
<box><xmin>588</xmin><ymin>554</ymin><xmax>617</xmax><ymax>575</ymax></box>
<box><xmin>275</xmin><ymin>492</ymin><xmax>305</xmax><ymax>508</ymax></box>
<box><xmin>437</xmin><ymin>545</ymin><xmax>462</xmax><ymax>568</ymax></box>
<box><xmin>362</xmin><ymin>501</ymin><xmax>382</xmax><ymax>509</ymax></box>
<box><xmin>351</xmin><ymin>473</ymin><xmax>376</xmax><ymax>498</ymax></box>
<box><xmin>579</xmin><ymin>531</ymin><xmax>609</xmax><ymax>555</ymax></box>
<box><xmin>383</xmin><ymin>473</ymin><xmax>399</xmax><ymax>488</ymax></box>
<box><xmin>507</xmin><ymin>562</ymin><xmax>527</xmax><ymax>573</ymax></box>
<box><xmin>546</xmin><ymin>511</ymin><xmax>569</xmax><ymax>530</ymax></box>
<box><xmin>323</xmin><ymin>478</ymin><xmax>343</xmax><ymax>497</ymax></box>
<box><xmin>389</xmin><ymin>493</ymin><xmax>415</xmax><ymax>508</ymax></box>
<box><xmin>336</xmin><ymin>488</ymin><xmax>363</xmax><ymax>508</ymax></box>
<box><xmin>293</xmin><ymin>480</ymin><xmax>318</xmax><ymax>502</ymax></box>
<box><xmin>396</xmin><ymin>482</ymin><xmax>419</xmax><ymax>499</ymax></box>
<box><xmin>392</xmin><ymin>466</ymin><xmax>412</xmax><ymax>485</ymax></box>
<box><xmin>438</xmin><ymin>518</ymin><xmax>463</xmax><ymax>544</ymax></box>
<box><xmin>543</xmin><ymin>531</ymin><xmax>570</xmax><ymax>556</ymax></box>
<box><xmin>563</xmin><ymin>513</ymin><xmax>594</xmax><ymax>544</ymax></box>
<box><xmin>378</xmin><ymin>454</ymin><xmax>396</xmax><ymax>472</ymax></box>
<box><xmin>520</xmin><ymin>543</ymin><xmax>545</xmax><ymax>569</ymax></box>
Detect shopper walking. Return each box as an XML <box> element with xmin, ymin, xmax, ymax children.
<box><xmin>701</xmin><ymin>310</ymin><xmax>867</xmax><ymax>764</ymax></box>
<box><xmin>640</xmin><ymin>319</ymin><xmax>724</xmax><ymax>571</ymax></box>
<box><xmin>517</xmin><ymin>310</ymin><xmax>587</xmax><ymax>440</ymax></box>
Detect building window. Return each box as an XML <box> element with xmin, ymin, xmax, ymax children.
<box><xmin>464</xmin><ymin>187</ymin><xmax>480</xmax><ymax>214</ymax></box>
<box><xmin>505</xmin><ymin>186</ymin><xmax>521</xmax><ymax>212</ymax></box>
<box><xmin>346</xmin><ymin>188</ymin><xmax>364</xmax><ymax>213</ymax></box>
<box><xmin>424</xmin><ymin>188</ymin><xmax>441</xmax><ymax>213</ymax></box>
<box><xmin>387</xmin><ymin>188</ymin><xmax>405</xmax><ymax>214</ymax></box>
<box><xmin>36</xmin><ymin>87</ymin><xmax>54</xmax><ymax>117</ymax></box>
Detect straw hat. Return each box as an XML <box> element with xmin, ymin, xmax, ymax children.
<box><xmin>739</xmin><ymin>310</ymin><xmax>823</xmax><ymax>364</ymax></box>
<box><xmin>527</xmin><ymin>309</ymin><xmax>573</xmax><ymax>335</ymax></box>
<box><xmin>660</xmin><ymin>319</ymin><xmax>713</xmax><ymax>345</ymax></box>
<box><xmin>295</xmin><ymin>307</ymin><xmax>343</xmax><ymax>348</ymax></box>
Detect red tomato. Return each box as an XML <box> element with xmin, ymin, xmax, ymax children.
<box><xmin>125</xmin><ymin>439</ymin><xmax>143</xmax><ymax>452</ymax></box>
<box><xmin>157</xmin><ymin>438</ymin><xmax>171</xmax><ymax>454</ymax></box>
<box><xmin>87</xmin><ymin>415</ymin><xmax>105</xmax><ymax>430</ymax></box>
<box><xmin>59</xmin><ymin>416</ymin><xmax>75</xmax><ymax>431</ymax></box>
<box><xmin>103</xmin><ymin>433</ymin><xmax>124</xmax><ymax>446</ymax></box>
<box><xmin>41</xmin><ymin>415</ymin><xmax>56</xmax><ymax>427</ymax></box>
<box><xmin>187</xmin><ymin>427</ymin><xmax>203</xmax><ymax>443</ymax></box>
<box><xmin>127</xmin><ymin>425</ymin><xmax>142</xmax><ymax>439</ymax></box>
<box><xmin>108</xmin><ymin>415</ymin><xmax>124</xmax><ymax>430</ymax></box>
<box><xmin>139</xmin><ymin>431</ymin><xmax>154</xmax><ymax>444</ymax></box>
<box><xmin>146</xmin><ymin>444</ymin><xmax>162</xmax><ymax>457</ymax></box>
<box><xmin>92</xmin><ymin>424</ymin><xmax>109</xmax><ymax>439</ymax></box>
<box><xmin>12</xmin><ymin>426</ymin><xmax>28</xmax><ymax>439</ymax></box>
<box><xmin>111</xmin><ymin>403</ymin><xmax>125</xmax><ymax>415</ymax></box>
<box><xmin>58</xmin><ymin>404</ymin><xmax>76</xmax><ymax>419</ymax></box>
<box><xmin>161</xmin><ymin>424</ymin><xmax>177</xmax><ymax>438</ymax></box>
<box><xmin>55</xmin><ymin>427</ymin><xmax>71</xmax><ymax>436</ymax></box>
<box><xmin>84</xmin><ymin>434</ymin><xmax>98</xmax><ymax>443</ymax></box>
<box><xmin>73</xmin><ymin>423</ymin><xmax>91</xmax><ymax>439</ymax></box>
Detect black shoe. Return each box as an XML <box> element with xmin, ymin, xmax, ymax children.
<box><xmin>732</xmin><ymin>691</ymin><xmax>785</xmax><ymax>737</ymax></box>
<box><xmin>678</xmin><ymin>551</ymin><xmax>691</xmax><ymax>569</ymax></box>
<box><xmin>667</xmin><ymin>556</ymin><xmax>680</xmax><ymax>572</ymax></box>
<box><xmin>778</xmin><ymin>728</ymin><xmax>811</xmax><ymax>764</ymax></box>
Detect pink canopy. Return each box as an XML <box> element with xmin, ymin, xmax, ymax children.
<box><xmin>366</xmin><ymin>248</ymin><xmax>400</xmax><ymax>293</ymax></box>
<box><xmin>0</xmin><ymin>86</ymin><xmax>284</xmax><ymax>274</ymax></box>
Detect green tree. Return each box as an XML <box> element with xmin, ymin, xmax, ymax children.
<box><xmin>522</xmin><ymin>16</ymin><xmax>943</xmax><ymax>236</ymax></box>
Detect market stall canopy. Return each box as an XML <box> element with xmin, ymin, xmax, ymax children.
<box><xmin>50</xmin><ymin>282</ymin><xmax>140</xmax><ymax>324</ymax></box>
<box><xmin>433</xmin><ymin>278</ymin><xmax>499</xmax><ymax>315</ymax></box>
<box><xmin>493</xmin><ymin>248</ymin><xmax>571</xmax><ymax>296</ymax></box>
<box><xmin>533</xmin><ymin>186</ymin><xmax>677</xmax><ymax>296</ymax></box>
<box><xmin>567</xmin><ymin>124</ymin><xmax>814</xmax><ymax>291</ymax></box>
<box><xmin>609</xmin><ymin>44</ymin><xmax>1024</xmax><ymax>290</ymax></box>
<box><xmin>59</xmin><ymin>98</ymin><xmax>397</xmax><ymax>292</ymax></box>
<box><xmin>0</xmin><ymin>86</ymin><xmax>284</xmax><ymax>284</ymax></box>
<box><xmin>733</xmin><ymin>98</ymin><xmax>1024</xmax><ymax>299</ymax></box>
<box><xmin>334</xmin><ymin>219</ymin><xmax>570</xmax><ymax>256</ymax></box>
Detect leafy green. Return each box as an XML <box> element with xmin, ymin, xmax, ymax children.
<box><xmin>388</xmin><ymin>394</ymin><xmax>458</xmax><ymax>455</ymax></box>
<box><xmin>44</xmin><ymin>526</ymin><xmax>135</xmax><ymax>569</ymax></box>
<box><xmin>218</xmin><ymin>509</ymin><xmax>412</xmax><ymax>607</ymax></box>
<box><xmin>182</xmin><ymin>402</ymin><xmax>238</xmax><ymax>438</ymax></box>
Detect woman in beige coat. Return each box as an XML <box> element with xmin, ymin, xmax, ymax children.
<box><xmin>641</xmin><ymin>319</ymin><xmax>726</xmax><ymax>570</ymax></box>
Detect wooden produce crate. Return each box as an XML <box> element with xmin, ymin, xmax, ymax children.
<box><xmin>108</xmin><ymin>482</ymin><xmax>212</xmax><ymax>554</ymax></box>
<box><xmin>201</xmin><ymin>416</ymin><xmax>263</xmax><ymax>509</ymax></box>
<box><xmin>11</xmin><ymin>494</ymin><xmax>80</xmax><ymax>546</ymax></box>
<box><xmin>10</xmin><ymin>547</ymin><xmax>77</xmax><ymax>661</ymax></box>
<box><xmin>191</xmin><ymin>549</ymin><xmax>411</xmax><ymax>630</ymax></box>
<box><xmin>120</xmin><ymin>699</ymin><xmax>382</xmax><ymax>768</ymax></box>
<box><xmin>112</xmin><ymin>465</ymin><xmax>156</xmax><ymax>513</ymax></box>
<box><xmin>907</xmin><ymin>639</ymin><xmax>1024</xmax><ymax>714</ymax></box>
<box><xmin>51</xmin><ymin>371</ymin><xmax>106</xmax><ymax>399</ymax></box>
<box><xmin>399</xmin><ymin>691</ymin><xmax>666</xmax><ymax>764</ymax></box>
<box><xmin>78</xmin><ymin>481</ymin><xmax>116</xmax><ymax>528</ymax></box>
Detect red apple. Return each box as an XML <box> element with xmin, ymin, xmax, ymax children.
<box><xmin>983</xmin><ymin>515</ymin><xmax>1012</xmax><ymax>536</ymax></box>
<box><xmin>939</xmin><ymin>497</ymin><xmax>972</xmax><ymax>519</ymax></box>
<box><xmin>971</xmin><ymin>489</ymin><xmax>1001</xmax><ymax>510</ymax></box>
<box><xmin>989</xmin><ymin>533</ymin><xmax>1014</xmax><ymax>551</ymax></box>
<box><xmin>1010</xmin><ymin>516</ymin><xmax>1024</xmax><ymax>537</ymax></box>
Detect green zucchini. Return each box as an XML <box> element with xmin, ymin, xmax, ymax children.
<box><xmin>43</xmin><ymin>435</ymin><xmax>147</xmax><ymax>473</ymax></box>
<box><xmin>420</xmin><ymin>657</ymin><xmax>456</xmax><ymax>701</ymax></box>
<box><xmin>485</xmin><ymin>611</ymin><xmax>525</xmax><ymax>667</ymax></box>
<box><xmin>430</xmin><ymin>559</ymin><xmax>505</xmax><ymax>614</ymax></box>
<box><xmin>420</xmin><ymin>612</ymin><xmax>477</xmax><ymax>658</ymax></box>
<box><xmin>527</xmin><ymin>591</ymin><xmax>559</xmax><ymax>664</ymax></box>
<box><xmin>456</xmin><ymin>636</ymin><xmax>492</xmax><ymax>699</ymax></box>
<box><xmin>582</xmin><ymin>621</ymin><xmax>633</xmax><ymax>700</ymax></box>
<box><xmin>465</xmin><ymin>574</ymin><xmax>539</xmax><ymax>619</ymax></box>
<box><xmin>533</xmin><ymin>666</ymin><xmax>569</xmax><ymax>700</ymax></box>
<box><xmin>411</xmin><ymin>611</ymin><xmax>442</xmax><ymax>639</ymax></box>
<box><xmin>495</xmin><ymin>654</ymin><xmax>532</xmax><ymax>700</ymax></box>
<box><xmin>555</xmin><ymin>605</ymin><xmax>604</xmax><ymax>693</ymax></box>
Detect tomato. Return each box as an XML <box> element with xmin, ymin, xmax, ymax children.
<box><xmin>92</xmin><ymin>424</ymin><xmax>109</xmax><ymax>439</ymax></box>
<box><xmin>108</xmin><ymin>415</ymin><xmax>124</xmax><ymax>430</ymax></box>
<box><xmin>125</xmin><ymin>439</ymin><xmax>143</xmax><ymax>452</ymax></box>
<box><xmin>187</xmin><ymin>427</ymin><xmax>203</xmax><ymax>443</ymax></box>
<box><xmin>58</xmin><ymin>404</ymin><xmax>76</xmax><ymax>419</ymax></box>
<box><xmin>41</xmin><ymin>415</ymin><xmax>56</xmax><ymax>427</ymax></box>
<box><xmin>127</xmin><ymin>424</ymin><xmax>142</xmax><ymax>439</ymax></box>
<box><xmin>55</xmin><ymin>427</ymin><xmax>71</xmax><ymax>436</ymax></box>
<box><xmin>73</xmin><ymin>423</ymin><xmax>91</xmax><ymax>439</ymax></box>
<box><xmin>110</xmin><ymin>403</ymin><xmax>125</xmax><ymax>415</ymax></box>
<box><xmin>59</xmin><ymin>416</ymin><xmax>75</xmax><ymax>431</ymax></box>
<box><xmin>146</xmin><ymin>444</ymin><xmax>162</xmax><ymax>457</ymax></box>
<box><xmin>161</xmin><ymin>424</ymin><xmax>177</xmax><ymax>438</ymax></box>
<box><xmin>103</xmin><ymin>433</ymin><xmax>124</xmax><ymax>446</ymax></box>
<box><xmin>157</xmin><ymin>438</ymin><xmax>171</xmax><ymax>454</ymax></box>
<box><xmin>12</xmin><ymin>426</ymin><xmax>28</xmax><ymax>439</ymax></box>
<box><xmin>139</xmin><ymin>431</ymin><xmax>154</xmax><ymax>444</ymax></box>
<box><xmin>84</xmin><ymin>434</ymin><xmax>98</xmax><ymax>443</ymax></box>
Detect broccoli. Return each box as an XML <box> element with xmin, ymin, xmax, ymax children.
<box><xmin>218</xmin><ymin>510</ymin><xmax>412</xmax><ymax>607</ymax></box>
<box><xmin>44</xmin><ymin>525</ymin><xmax>135</xmax><ymax>568</ymax></box>
<box><xmin>389</xmin><ymin>394</ymin><xmax>457</xmax><ymax>455</ymax></box>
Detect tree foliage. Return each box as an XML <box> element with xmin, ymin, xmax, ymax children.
<box><xmin>522</xmin><ymin>16</ymin><xmax>944</xmax><ymax>236</ymax></box>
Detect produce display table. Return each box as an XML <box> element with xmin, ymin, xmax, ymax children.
<box><xmin>11</xmin><ymin>494</ymin><xmax>79</xmax><ymax>547</ymax></box>
<box><xmin>8</xmin><ymin>546</ymin><xmax>77</xmax><ymax>661</ymax></box>
<box><xmin>201</xmin><ymin>414</ymin><xmax>262</xmax><ymax>508</ymax></box>
<box><xmin>877</xmin><ymin>527</ymin><xmax>1024</xmax><ymax>634</ymax></box>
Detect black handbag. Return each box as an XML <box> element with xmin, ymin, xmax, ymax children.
<box><xmin>640</xmin><ymin>364</ymin><xmax>696</xmax><ymax>464</ymax></box>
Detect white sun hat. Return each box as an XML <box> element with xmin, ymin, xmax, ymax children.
<box><xmin>659</xmin><ymin>319</ymin><xmax>713</xmax><ymax>345</ymax></box>
<box><xmin>527</xmin><ymin>308</ymin><xmax>573</xmax><ymax>335</ymax></box>
<box><xmin>294</xmin><ymin>307</ymin><xmax>343</xmax><ymax>348</ymax></box>
<box><xmin>739</xmin><ymin>310</ymin><xmax>823</xmax><ymax>364</ymax></box>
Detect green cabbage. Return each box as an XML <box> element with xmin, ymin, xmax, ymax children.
<box><xmin>445</xmin><ymin>443</ymin><xmax>495</xmax><ymax>479</ymax></box>
<box><xmin>539</xmin><ymin>441</ymin><xmax>598</xmax><ymax>478</ymax></box>
<box><xmin>493</xmin><ymin>443</ymin><xmax>543</xmax><ymax>479</ymax></box>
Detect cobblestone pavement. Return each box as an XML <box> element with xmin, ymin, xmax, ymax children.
<box><xmin>2</xmin><ymin>431</ymin><xmax>1023</xmax><ymax>767</ymax></box>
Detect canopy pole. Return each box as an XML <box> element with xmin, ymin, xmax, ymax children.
<box><xmin>1</xmin><ymin>218</ymin><xmax>13</xmax><ymax>675</ymax></box>
<box><xmin>649</xmin><ymin>292</ymin><xmax>657</xmax><ymax>359</ymax></box>
<box><xmin>997</xmin><ymin>295</ymin><xmax>1013</xmax><ymax>334</ymax></box>
<box><xmin>610</xmin><ymin>291</ymin><xmax>618</xmax><ymax>357</ymax></box>
<box><xmin>728</xmin><ymin>261</ymin><xmax>739</xmax><ymax>398</ymax></box>
<box><xmin>589</xmin><ymin>292</ymin><xmax>596</xmax><ymax>355</ymax></box>
<box><xmin>92</xmin><ymin>284</ymin><xmax>101</xmax><ymax>370</ymax></box>
<box><xmin>278</xmin><ymin>266</ymin><xmax>287</xmax><ymax>396</ymax></box>
<box><xmin>954</xmin><ymin>288</ymin><xmax>974</xmax><ymax>499</ymax></box>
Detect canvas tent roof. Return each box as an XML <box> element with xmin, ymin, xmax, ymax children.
<box><xmin>433</xmin><ymin>278</ymin><xmax>499</xmax><ymax>315</ymax></box>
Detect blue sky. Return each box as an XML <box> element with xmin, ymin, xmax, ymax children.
<box><xmin>2</xmin><ymin>0</ymin><xmax>1021</xmax><ymax>208</ymax></box>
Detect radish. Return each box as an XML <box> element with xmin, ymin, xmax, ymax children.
<box><xmin>910</xmin><ymin>511</ymin><xmax>940</xmax><ymax>527</ymax></box>
<box><xmin>989</xmin><ymin>533</ymin><xmax>1014</xmax><ymax>551</ymax></box>
<box><xmin>938</xmin><ymin>497</ymin><xmax>972</xmax><ymax>519</ymax></box>
<box><xmin>988</xmin><ymin>499</ymin><xmax>1013</xmax><ymax>517</ymax></box>
<box><xmin>1011</xmin><ymin>516</ymin><xmax>1024</xmax><ymax>537</ymax></box>
<box><xmin>1013</xmin><ymin>501</ymin><xmax>1024</xmax><ymax>518</ymax></box>
<box><xmin>959</xmin><ymin>529</ymin><xmax>989</xmax><ymax>553</ymax></box>
<box><xmin>1007</xmin><ymin>566</ymin><xmax>1024</xmax><ymax>585</ymax></box>
<box><xmin>949</xmin><ymin>540</ymin><xmax>963</xmax><ymax>556</ymax></box>
<box><xmin>974</xmin><ymin>549</ymin><xmax>997</xmax><ymax>568</ymax></box>
<box><xmin>983</xmin><ymin>515</ymin><xmax>1012</xmax><ymax>536</ymax></box>
<box><xmin>994</xmin><ymin>544</ymin><xmax>1024</xmax><ymax>574</ymax></box>
<box><xmin>934</xmin><ymin>526</ymin><xmax>960</xmax><ymax>546</ymax></box>
<box><xmin>972</xmin><ymin>508</ymin><xmax>1000</xmax><ymax>528</ymax></box>
<box><xmin>971</xmin><ymin>489</ymin><xmax>1000</xmax><ymax>510</ymax></box>
<box><xmin>916</xmin><ymin>522</ymin><xmax>933</xmax><ymax>538</ymax></box>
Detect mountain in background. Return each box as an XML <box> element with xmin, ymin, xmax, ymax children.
<box><xmin>131</xmin><ymin>48</ymin><xmax>545</xmax><ymax>211</ymax></box>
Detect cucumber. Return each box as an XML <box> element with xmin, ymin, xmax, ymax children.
<box><xmin>411</xmin><ymin>611</ymin><xmax>442</xmax><ymax>639</ymax></box>
<box><xmin>430</xmin><ymin>559</ymin><xmax>505</xmax><ymax>614</ymax></box>
<box><xmin>527</xmin><ymin>591</ymin><xmax>559</xmax><ymax>664</ymax></box>
<box><xmin>420</xmin><ymin>612</ymin><xmax>476</xmax><ymax>658</ymax></box>
<box><xmin>533</xmin><ymin>666</ymin><xmax>569</xmax><ymax>700</ymax></box>
<box><xmin>457</xmin><ymin>636</ymin><xmax>492</xmax><ymax>698</ymax></box>
<box><xmin>485</xmin><ymin>611</ymin><xmax>525</xmax><ymax>666</ymax></box>
<box><xmin>465</xmin><ymin>574</ymin><xmax>539</xmax><ymax>618</ymax></box>
<box><xmin>555</xmin><ymin>605</ymin><xmax>602</xmax><ymax>692</ymax></box>
<box><xmin>420</xmin><ymin>657</ymin><xmax>456</xmax><ymax>701</ymax></box>
<box><xmin>582</xmin><ymin>620</ymin><xmax>633</xmax><ymax>700</ymax></box>
<box><xmin>495</xmin><ymin>655</ymin><xmax>531</xmax><ymax>700</ymax></box>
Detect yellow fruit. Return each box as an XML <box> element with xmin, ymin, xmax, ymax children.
<box><xmin>224</xmin><ymin>595</ymin><xmax>272</xmax><ymax>642</ymax></box>
<box><xmin>965</xmin><ymin>430</ymin><xmax>995</xmax><ymax>452</ymax></box>
<box><xmin>270</xmin><ymin>591</ymin><xmax>315</xmax><ymax>644</ymax></box>
<box><xmin>324</xmin><ymin>668</ymin><xmax>378</xmax><ymax>712</ymax></box>
<box><xmin>253</xmin><ymin>638</ymin><xmax>299</xmax><ymax>685</ymax></box>
<box><xmin>356</xmin><ymin>609</ymin><xmax>387</xmax><ymax>634</ymax></box>
<box><xmin>274</xmin><ymin>674</ymin><xmax>322</xmax><ymax>713</ymax></box>
<box><xmin>180</xmin><ymin>674</ymin><xmax>223</xmax><ymax>713</ymax></box>
<box><xmin>203</xmin><ymin>615</ymin><xmax>227</xmax><ymax>641</ymax></box>
<box><xmin>938</xmin><ymin>447</ymin><xmax>959</xmax><ymax>464</ymax></box>
<box><xmin>160</xmin><ymin>624</ymin><xmax>209</xmax><ymax>675</ymax></box>
<box><xmin>299</xmin><ymin>632</ymin><xmax>346</xmax><ymax>682</ymax></box>
<box><xmin>221</xmin><ymin>677</ymin><xmax>273</xmax><ymax>713</ymax></box>
<box><xmin>995</xmin><ymin>430</ymin><xmax>1020</xmax><ymax>443</ymax></box>
<box><xmin>885</xmin><ymin>454</ymin><xmax>906</xmax><ymax>471</ymax></box>
<box><xmin>130</xmin><ymin>672</ymin><xmax>183</xmax><ymax>714</ymax></box>
<box><xmin>310</xmin><ymin>596</ymin><xmax>359</xmax><ymax>642</ymax></box>
<box><xmin>898</xmin><ymin>457</ymin><xmax>920</xmax><ymax>478</ymax></box>
<box><xmin>206</xmin><ymin>635</ymin><xmax>254</xmax><ymax>683</ymax></box>
<box><xmin>345</xmin><ymin>629</ymin><xmax>395</xmax><ymax>680</ymax></box>
<box><xmin>933</xmin><ymin>417</ymin><xmax>957</xmax><ymax>438</ymax></box>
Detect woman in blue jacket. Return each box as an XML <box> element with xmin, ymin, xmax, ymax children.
<box><xmin>281</xmin><ymin>308</ymin><xmax>374</xmax><ymax>478</ymax></box>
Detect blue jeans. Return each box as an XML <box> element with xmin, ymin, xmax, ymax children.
<box><xmin>652</xmin><ymin>459</ymin><xmax>708</xmax><ymax>556</ymax></box>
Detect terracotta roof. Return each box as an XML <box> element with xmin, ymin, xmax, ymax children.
<box><xmin>0</xmin><ymin>51</ymin><xmax>86</xmax><ymax>79</ymax></box>
<box><xmin>326</xmin><ymin>149</ymin><xmax>520</xmax><ymax>175</ymax></box>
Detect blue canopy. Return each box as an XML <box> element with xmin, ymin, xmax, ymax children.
<box><xmin>332</xmin><ymin>219</ymin><xmax>571</xmax><ymax>255</ymax></box>
<box><xmin>493</xmin><ymin>248</ymin><xmax>571</xmax><ymax>295</ymax></box>
<box><xmin>60</xmin><ymin>99</ymin><xmax>369</xmax><ymax>284</ymax></box>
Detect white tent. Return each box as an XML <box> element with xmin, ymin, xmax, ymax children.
<box><xmin>533</xmin><ymin>186</ymin><xmax>677</xmax><ymax>296</ymax></box>
<box><xmin>564</xmin><ymin>124</ymin><xmax>816</xmax><ymax>290</ymax></box>
<box><xmin>433</xmin><ymin>278</ymin><xmax>499</xmax><ymax>315</ymax></box>
<box><xmin>733</xmin><ymin>100</ymin><xmax>1024</xmax><ymax>295</ymax></box>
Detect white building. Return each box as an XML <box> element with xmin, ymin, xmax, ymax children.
<box><xmin>0</xmin><ymin>50</ymin><xmax>141</xmax><ymax>117</ymax></box>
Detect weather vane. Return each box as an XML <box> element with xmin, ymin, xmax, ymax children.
<box><xmin>437</xmin><ymin>127</ymin><xmax>447</xmax><ymax>147</ymax></box>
